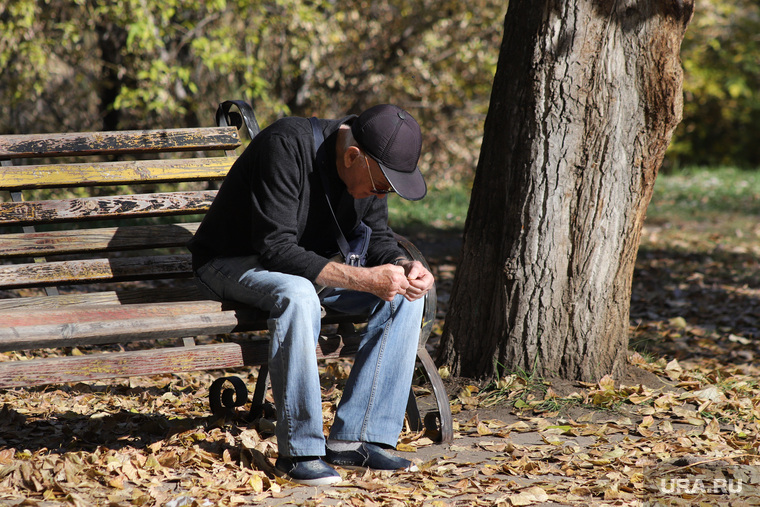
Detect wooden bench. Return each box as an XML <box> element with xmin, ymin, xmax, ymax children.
<box><xmin>0</xmin><ymin>101</ymin><xmax>453</xmax><ymax>442</ymax></box>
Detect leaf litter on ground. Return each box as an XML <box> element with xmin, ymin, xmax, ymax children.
<box><xmin>2</xmin><ymin>221</ymin><xmax>760</xmax><ymax>505</ymax></box>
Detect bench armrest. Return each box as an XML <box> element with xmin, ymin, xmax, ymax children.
<box><xmin>394</xmin><ymin>234</ymin><xmax>436</xmax><ymax>348</ymax></box>
<box><xmin>216</xmin><ymin>100</ymin><xmax>261</xmax><ymax>141</ymax></box>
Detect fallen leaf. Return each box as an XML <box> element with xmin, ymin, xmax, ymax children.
<box><xmin>239</xmin><ymin>429</ymin><xmax>261</xmax><ymax>450</ymax></box>
<box><xmin>506</xmin><ymin>421</ymin><xmax>532</xmax><ymax>432</ymax></box>
<box><xmin>692</xmin><ymin>385</ymin><xmax>723</xmax><ymax>402</ymax></box>
<box><xmin>665</xmin><ymin>358</ymin><xmax>683</xmax><ymax>380</ymax></box>
<box><xmin>508</xmin><ymin>486</ymin><xmax>549</xmax><ymax>506</ymax></box>
<box><xmin>477</xmin><ymin>422</ymin><xmax>493</xmax><ymax>435</ymax></box>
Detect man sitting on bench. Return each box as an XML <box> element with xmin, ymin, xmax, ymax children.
<box><xmin>188</xmin><ymin>104</ymin><xmax>435</xmax><ymax>486</ymax></box>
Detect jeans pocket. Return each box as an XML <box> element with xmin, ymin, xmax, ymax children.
<box><xmin>194</xmin><ymin>263</ymin><xmax>224</xmax><ymax>301</ymax></box>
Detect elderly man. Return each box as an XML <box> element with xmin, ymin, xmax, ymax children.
<box><xmin>188</xmin><ymin>104</ymin><xmax>435</xmax><ymax>485</ymax></box>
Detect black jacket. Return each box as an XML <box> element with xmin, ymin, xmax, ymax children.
<box><xmin>188</xmin><ymin>115</ymin><xmax>406</xmax><ymax>281</ymax></box>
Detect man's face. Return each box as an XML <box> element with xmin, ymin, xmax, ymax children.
<box><xmin>362</xmin><ymin>153</ymin><xmax>394</xmax><ymax>198</ymax></box>
<box><xmin>341</xmin><ymin>148</ymin><xmax>394</xmax><ymax>200</ymax></box>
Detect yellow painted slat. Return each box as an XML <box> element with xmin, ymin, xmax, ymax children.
<box><xmin>0</xmin><ymin>157</ymin><xmax>233</xmax><ymax>190</ymax></box>
<box><xmin>0</xmin><ymin>127</ymin><xmax>240</xmax><ymax>159</ymax></box>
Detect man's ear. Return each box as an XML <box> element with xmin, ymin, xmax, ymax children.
<box><xmin>343</xmin><ymin>145</ymin><xmax>362</xmax><ymax>168</ymax></box>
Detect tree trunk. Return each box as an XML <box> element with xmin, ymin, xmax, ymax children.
<box><xmin>439</xmin><ymin>0</ymin><xmax>694</xmax><ymax>381</ymax></box>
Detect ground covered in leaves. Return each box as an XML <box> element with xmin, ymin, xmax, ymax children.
<box><xmin>3</xmin><ymin>219</ymin><xmax>760</xmax><ymax>506</ymax></box>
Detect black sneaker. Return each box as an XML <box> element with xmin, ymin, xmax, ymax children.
<box><xmin>274</xmin><ymin>456</ymin><xmax>341</xmax><ymax>486</ymax></box>
<box><xmin>325</xmin><ymin>443</ymin><xmax>418</xmax><ymax>471</ymax></box>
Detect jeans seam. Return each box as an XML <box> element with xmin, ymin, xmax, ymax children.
<box><xmin>269</xmin><ymin>299</ymin><xmax>295</xmax><ymax>456</ymax></box>
<box><xmin>359</xmin><ymin>297</ymin><xmax>395</xmax><ymax>441</ymax></box>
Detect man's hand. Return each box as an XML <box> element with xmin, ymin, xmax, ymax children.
<box><xmin>315</xmin><ymin>260</ymin><xmax>433</xmax><ymax>302</ymax></box>
<box><xmin>366</xmin><ymin>264</ymin><xmax>411</xmax><ymax>301</ymax></box>
<box><xmin>396</xmin><ymin>260</ymin><xmax>434</xmax><ymax>301</ymax></box>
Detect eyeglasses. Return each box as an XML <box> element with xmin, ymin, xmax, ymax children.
<box><xmin>364</xmin><ymin>154</ymin><xmax>394</xmax><ymax>195</ymax></box>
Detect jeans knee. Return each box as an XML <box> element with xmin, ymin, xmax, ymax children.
<box><xmin>274</xmin><ymin>277</ymin><xmax>322</xmax><ymax>317</ymax></box>
<box><xmin>394</xmin><ymin>293</ymin><xmax>424</xmax><ymax>316</ymax></box>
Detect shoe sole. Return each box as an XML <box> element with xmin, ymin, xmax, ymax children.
<box><xmin>285</xmin><ymin>475</ymin><xmax>342</xmax><ymax>486</ymax></box>
<box><xmin>273</xmin><ymin>467</ymin><xmax>342</xmax><ymax>486</ymax></box>
<box><xmin>326</xmin><ymin>463</ymin><xmax>419</xmax><ymax>473</ymax></box>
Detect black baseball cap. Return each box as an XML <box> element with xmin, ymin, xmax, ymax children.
<box><xmin>351</xmin><ymin>104</ymin><xmax>427</xmax><ymax>201</ymax></box>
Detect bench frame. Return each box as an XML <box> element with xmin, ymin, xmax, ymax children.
<box><xmin>0</xmin><ymin>101</ymin><xmax>453</xmax><ymax>442</ymax></box>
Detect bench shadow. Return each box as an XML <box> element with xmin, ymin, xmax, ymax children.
<box><xmin>0</xmin><ymin>402</ymin><xmax>223</xmax><ymax>454</ymax></box>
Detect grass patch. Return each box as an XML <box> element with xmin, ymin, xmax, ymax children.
<box><xmin>649</xmin><ymin>165</ymin><xmax>760</xmax><ymax>220</ymax></box>
<box><xmin>388</xmin><ymin>166</ymin><xmax>760</xmax><ymax>233</ymax></box>
<box><xmin>388</xmin><ymin>183</ymin><xmax>471</xmax><ymax>232</ymax></box>
<box><xmin>643</xmin><ymin>165</ymin><xmax>760</xmax><ymax>256</ymax></box>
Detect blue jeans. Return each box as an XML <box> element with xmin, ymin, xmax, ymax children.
<box><xmin>195</xmin><ymin>256</ymin><xmax>423</xmax><ymax>457</ymax></box>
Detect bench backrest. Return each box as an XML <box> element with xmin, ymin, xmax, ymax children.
<box><xmin>0</xmin><ymin>120</ymin><xmax>248</xmax><ymax>301</ymax></box>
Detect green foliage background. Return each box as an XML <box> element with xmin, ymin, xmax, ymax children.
<box><xmin>0</xmin><ymin>0</ymin><xmax>757</xmax><ymax>184</ymax></box>
<box><xmin>669</xmin><ymin>0</ymin><xmax>760</xmax><ymax>169</ymax></box>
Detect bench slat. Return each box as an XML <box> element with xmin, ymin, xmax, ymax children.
<box><xmin>0</xmin><ymin>127</ymin><xmax>240</xmax><ymax>159</ymax></box>
<box><xmin>0</xmin><ymin>255</ymin><xmax>192</xmax><ymax>289</ymax></box>
<box><xmin>0</xmin><ymin>311</ymin><xmax>242</xmax><ymax>351</ymax></box>
<box><xmin>0</xmin><ymin>343</ymin><xmax>247</xmax><ymax>388</ymax></box>
<box><xmin>0</xmin><ymin>223</ymin><xmax>200</xmax><ymax>258</ymax></box>
<box><xmin>0</xmin><ymin>191</ymin><xmax>215</xmax><ymax>226</ymax></box>
<box><xmin>0</xmin><ymin>298</ymin><xmax>363</xmax><ymax>331</ymax></box>
<box><xmin>0</xmin><ymin>287</ymin><xmax>203</xmax><ymax>310</ymax></box>
<box><xmin>0</xmin><ymin>313</ymin><xmax>365</xmax><ymax>352</ymax></box>
<box><xmin>0</xmin><ymin>336</ymin><xmax>361</xmax><ymax>389</ymax></box>
<box><xmin>0</xmin><ymin>301</ymin><xmax>228</xmax><ymax>326</ymax></box>
<box><xmin>0</xmin><ymin>157</ymin><xmax>233</xmax><ymax>190</ymax></box>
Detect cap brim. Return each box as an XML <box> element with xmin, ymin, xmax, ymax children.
<box><xmin>378</xmin><ymin>162</ymin><xmax>427</xmax><ymax>201</ymax></box>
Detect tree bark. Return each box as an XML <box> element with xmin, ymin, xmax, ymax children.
<box><xmin>439</xmin><ymin>0</ymin><xmax>694</xmax><ymax>381</ymax></box>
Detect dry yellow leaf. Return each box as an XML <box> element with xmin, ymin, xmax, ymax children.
<box><xmin>665</xmin><ymin>358</ymin><xmax>683</xmax><ymax>380</ymax></box>
<box><xmin>0</xmin><ymin>449</ymin><xmax>14</xmax><ymax>465</ymax></box>
<box><xmin>477</xmin><ymin>422</ymin><xmax>493</xmax><ymax>435</ymax></box>
<box><xmin>108</xmin><ymin>476</ymin><xmax>125</xmax><ymax>489</ymax></box>
<box><xmin>396</xmin><ymin>443</ymin><xmax>416</xmax><ymax>452</ymax></box>
<box><xmin>249</xmin><ymin>473</ymin><xmax>264</xmax><ymax>493</ymax></box>
<box><xmin>508</xmin><ymin>486</ymin><xmax>549</xmax><ymax>506</ymax></box>
<box><xmin>412</xmin><ymin>437</ymin><xmax>435</xmax><ymax>447</ymax></box>
<box><xmin>121</xmin><ymin>460</ymin><xmax>139</xmax><ymax>482</ymax></box>
<box><xmin>506</xmin><ymin>421</ymin><xmax>532</xmax><ymax>432</ymax></box>
<box><xmin>693</xmin><ymin>385</ymin><xmax>723</xmax><ymax>403</ymax></box>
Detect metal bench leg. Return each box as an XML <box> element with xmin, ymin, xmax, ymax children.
<box><xmin>414</xmin><ymin>347</ymin><xmax>454</xmax><ymax>443</ymax></box>
<box><xmin>209</xmin><ymin>376</ymin><xmax>248</xmax><ymax>417</ymax></box>
<box><xmin>406</xmin><ymin>387</ymin><xmax>423</xmax><ymax>432</ymax></box>
<box><xmin>247</xmin><ymin>364</ymin><xmax>274</xmax><ymax>421</ymax></box>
